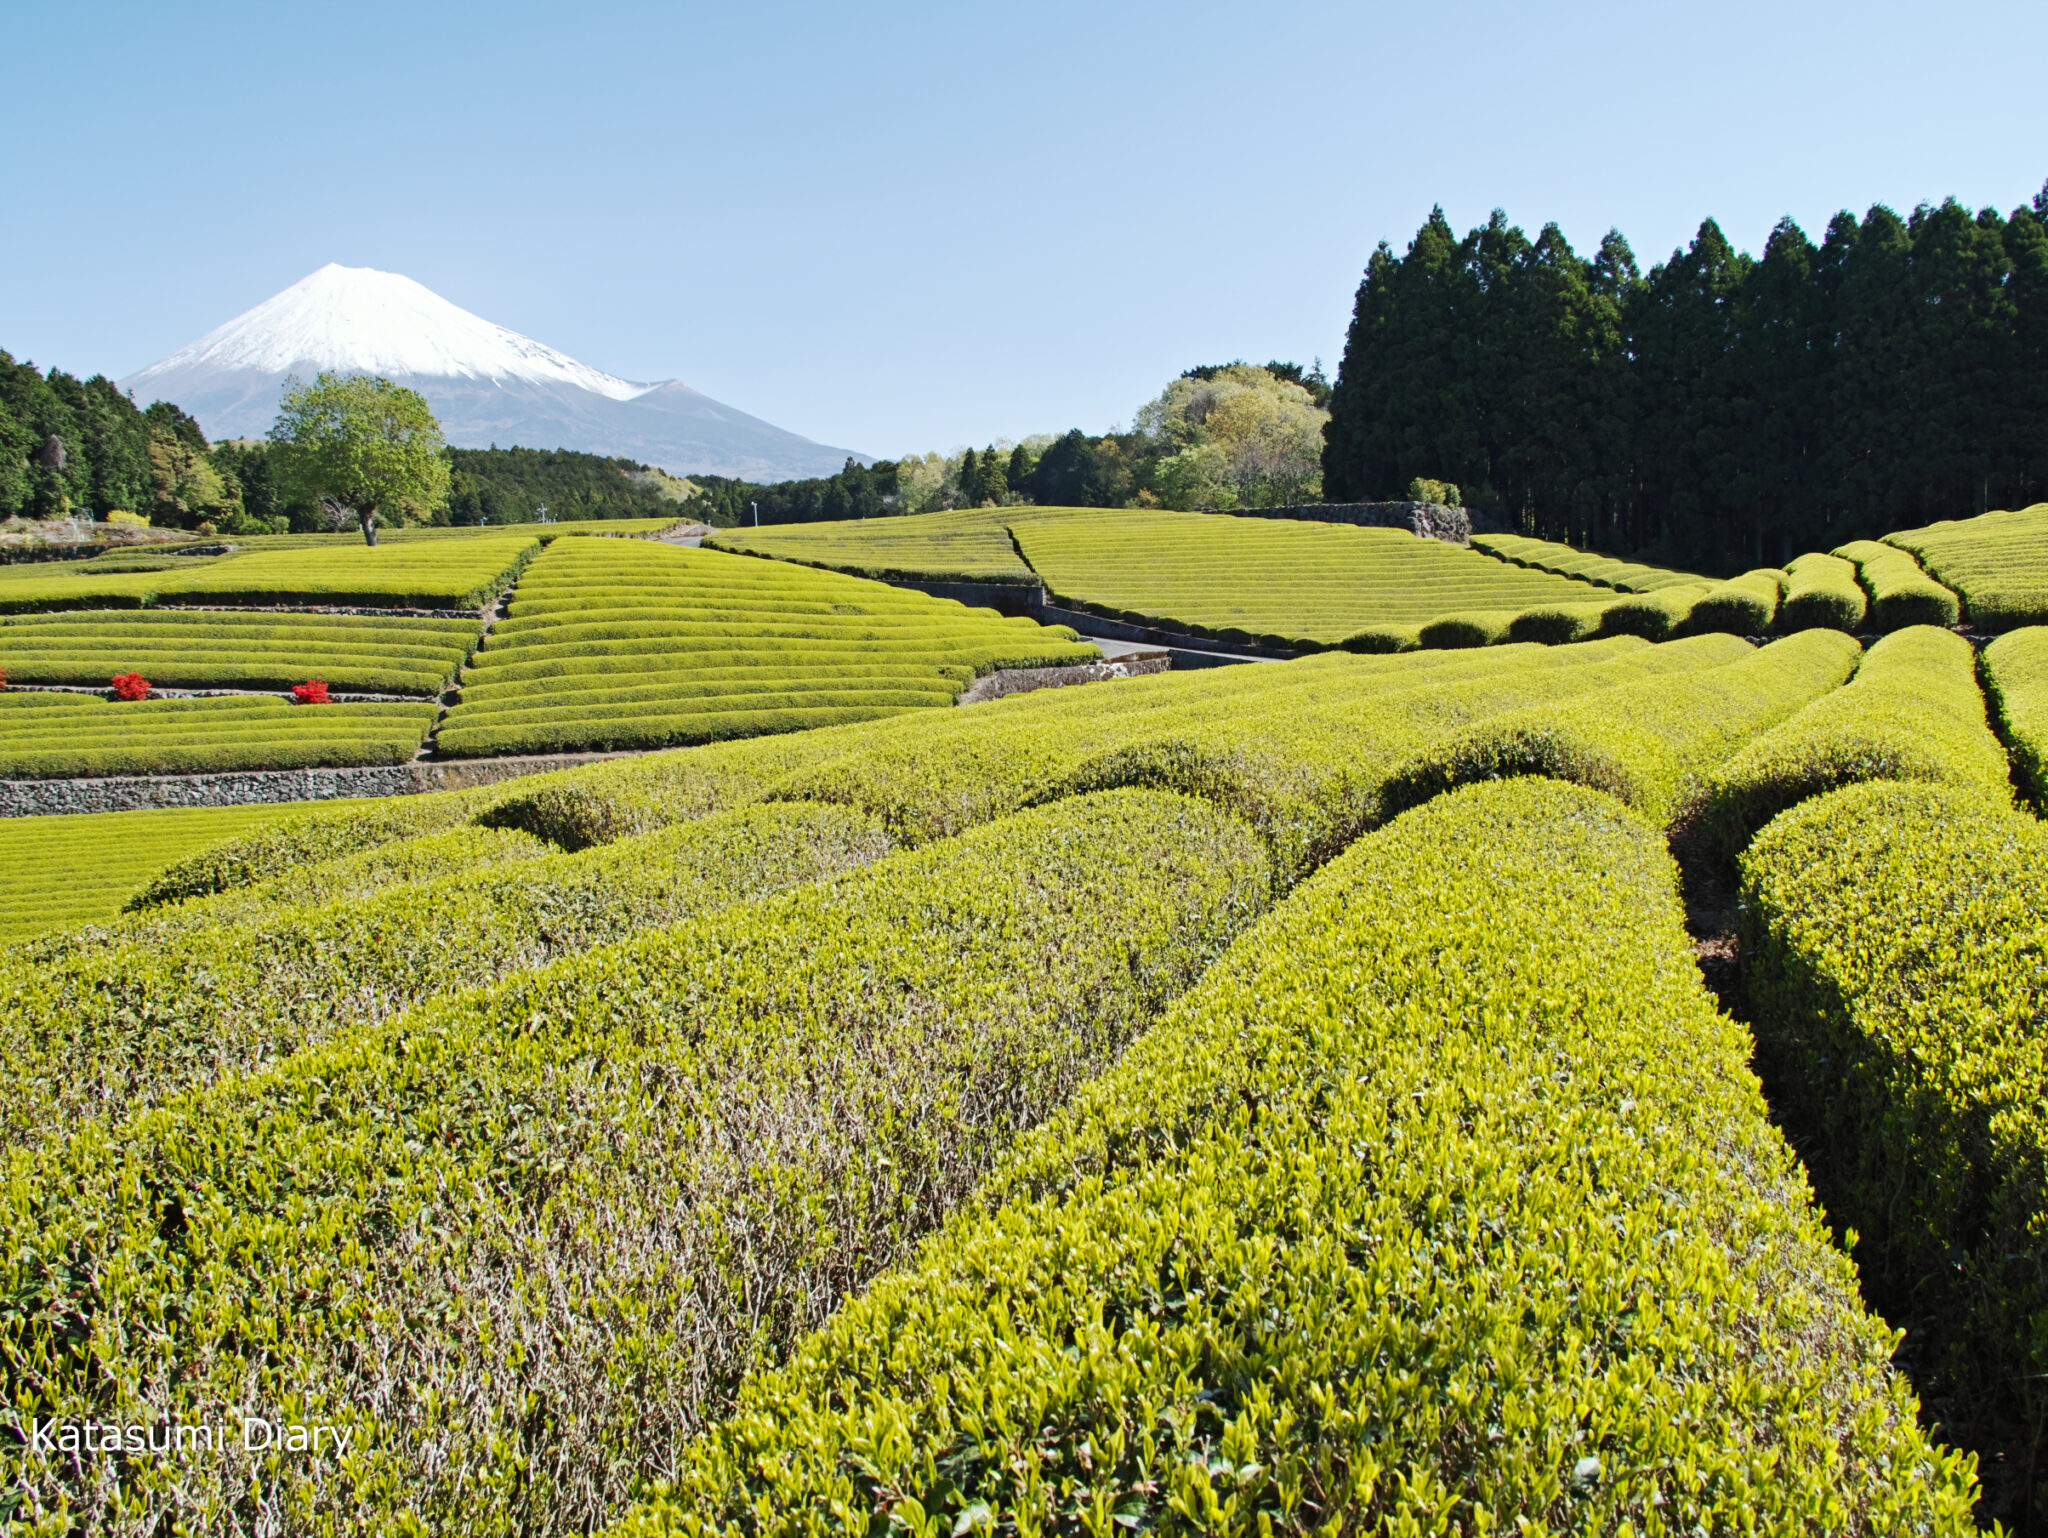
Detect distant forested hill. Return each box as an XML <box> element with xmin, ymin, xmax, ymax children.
<box><xmin>443</xmin><ymin>446</ymin><xmax>694</xmax><ymax>525</ymax></box>
<box><xmin>1324</xmin><ymin>184</ymin><xmax>2048</xmax><ymax>575</ymax></box>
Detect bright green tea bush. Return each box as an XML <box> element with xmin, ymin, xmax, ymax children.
<box><xmin>1778</xmin><ymin>551</ymin><xmax>1869</xmax><ymax>632</ymax></box>
<box><xmin>616</xmin><ymin>779</ymin><xmax>1979</xmax><ymax>1536</ymax></box>
<box><xmin>131</xmin><ymin>787</ymin><xmax>504</xmax><ymax>906</ymax></box>
<box><xmin>0</xmin><ymin>609</ymin><xmax>481</xmax><ymax>694</ymax></box>
<box><xmin>0</xmin><ymin>693</ymin><xmax>439</xmax><ymax>777</ymax></box>
<box><xmin>1742</xmin><ymin>781</ymin><xmax>2048</xmax><ymax>1526</ymax></box>
<box><xmin>1593</xmin><ymin>583</ymin><xmax>1709</xmax><ymax>640</ymax></box>
<box><xmin>1009</xmin><ymin>509</ymin><xmax>1605</xmax><ymax>646</ymax></box>
<box><xmin>0</xmin><ymin>801</ymin><xmax>343</xmax><ymax>944</ymax></box>
<box><xmin>1684</xmin><ymin>567</ymin><xmax>1783</xmax><ymax>634</ymax></box>
<box><xmin>0</xmin><ymin>790</ymin><xmax>1268</xmax><ymax>1535</ymax></box>
<box><xmin>1886</xmin><ymin>502</ymin><xmax>2048</xmax><ymax>629</ymax></box>
<box><xmin>438</xmin><ymin>538</ymin><xmax>1095</xmax><ymax>756</ymax></box>
<box><xmin>1833</xmin><ymin>538</ymin><xmax>1961</xmax><ymax>630</ymax></box>
<box><xmin>481</xmin><ymin>636</ymin><xmax>1733</xmax><ymax>880</ymax></box>
<box><xmin>0</xmin><ymin>533</ymin><xmax>539</xmax><ymax>613</ymax></box>
<box><xmin>1983</xmin><ymin>626</ymin><xmax>2048</xmax><ymax>811</ymax></box>
<box><xmin>1415</xmin><ymin>608</ymin><xmax>1516</xmax><ymax>648</ymax></box>
<box><xmin>1503</xmin><ymin>599</ymin><xmax>1612</xmax><ymax>645</ymax></box>
<box><xmin>1696</xmin><ymin>626</ymin><xmax>2009</xmax><ymax>868</ymax></box>
<box><xmin>1471</xmin><ymin>530</ymin><xmax>1707</xmax><ymax>591</ymax></box>
<box><xmin>1382</xmin><ymin>629</ymin><xmax>1857</xmax><ymax>824</ymax></box>
<box><xmin>0</xmin><ymin>800</ymin><xmax>891</xmax><ymax>1144</ymax></box>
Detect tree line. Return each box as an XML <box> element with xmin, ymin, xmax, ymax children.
<box><xmin>0</xmin><ymin>350</ymin><xmax>690</xmax><ymax>535</ymax></box>
<box><xmin>690</xmin><ymin>360</ymin><xmax>1331</xmax><ymax>525</ymax></box>
<box><xmin>1324</xmin><ymin>185</ymin><xmax>2048</xmax><ymax>573</ymax></box>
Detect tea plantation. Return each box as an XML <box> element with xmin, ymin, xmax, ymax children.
<box><xmin>2</xmin><ymin>504</ymin><xmax>2046</xmax><ymax>1531</ymax></box>
<box><xmin>437</xmin><ymin>537</ymin><xmax>1099</xmax><ymax>756</ymax></box>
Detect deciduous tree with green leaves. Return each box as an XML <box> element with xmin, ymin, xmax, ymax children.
<box><xmin>268</xmin><ymin>372</ymin><xmax>449</xmax><ymax>545</ymax></box>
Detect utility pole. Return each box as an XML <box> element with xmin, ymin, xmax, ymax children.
<box><xmin>752</xmin><ymin>501</ymin><xmax>759</xmax><ymax>527</ymax></box>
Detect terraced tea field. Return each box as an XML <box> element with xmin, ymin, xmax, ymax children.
<box><xmin>708</xmin><ymin>506</ymin><xmax>1032</xmax><ymax>581</ymax></box>
<box><xmin>0</xmin><ymin>611</ymin><xmax>480</xmax><ymax>695</ymax></box>
<box><xmin>0</xmin><ymin>530</ymin><xmax>541</xmax><ymax>613</ymax></box>
<box><xmin>1472</xmin><ymin>530</ymin><xmax>1706</xmax><ymax>591</ymax></box>
<box><xmin>0</xmin><ymin>799</ymin><xmax>355</xmax><ymax>942</ymax></box>
<box><xmin>0</xmin><ymin>692</ymin><xmax>440</xmax><ymax>778</ymax></box>
<box><xmin>436</xmin><ymin>536</ymin><xmax>1098</xmax><ymax>756</ymax></box>
<box><xmin>7</xmin><ymin>620</ymin><xmax>2033</xmax><ymax>1531</ymax></box>
<box><xmin>1886</xmin><ymin>502</ymin><xmax>2048</xmax><ymax>629</ymax></box>
<box><xmin>1011</xmin><ymin>509</ymin><xmax>1608</xmax><ymax>647</ymax></box>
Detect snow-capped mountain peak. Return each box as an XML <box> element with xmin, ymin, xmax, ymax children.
<box><xmin>126</xmin><ymin>263</ymin><xmax>656</xmax><ymax>403</ymax></box>
<box><xmin>118</xmin><ymin>265</ymin><xmax>858</xmax><ymax>480</ymax></box>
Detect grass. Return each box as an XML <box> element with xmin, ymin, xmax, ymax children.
<box><xmin>0</xmin><ymin>800</ymin><xmax>358</xmax><ymax>944</ymax></box>
<box><xmin>1884</xmin><ymin>502</ymin><xmax>2048</xmax><ymax>629</ymax></box>
<box><xmin>436</xmin><ymin>537</ymin><xmax>1097</xmax><ymax>757</ymax></box>
<box><xmin>0</xmin><ymin>610</ymin><xmax>481</xmax><ymax>695</ymax></box>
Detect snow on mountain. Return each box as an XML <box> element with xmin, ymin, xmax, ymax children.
<box><xmin>120</xmin><ymin>264</ymin><xmax>861</xmax><ymax>481</ymax></box>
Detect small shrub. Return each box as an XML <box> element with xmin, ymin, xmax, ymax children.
<box><xmin>104</xmin><ymin>510</ymin><xmax>149</xmax><ymax>529</ymax></box>
<box><xmin>291</xmin><ymin>678</ymin><xmax>331</xmax><ymax>705</ymax></box>
<box><xmin>1405</xmin><ymin>475</ymin><xmax>1462</xmax><ymax>506</ymax></box>
<box><xmin>109</xmin><ymin>671</ymin><xmax>150</xmax><ymax>701</ymax></box>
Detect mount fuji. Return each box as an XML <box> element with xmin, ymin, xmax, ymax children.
<box><xmin>120</xmin><ymin>264</ymin><xmax>862</xmax><ymax>481</ymax></box>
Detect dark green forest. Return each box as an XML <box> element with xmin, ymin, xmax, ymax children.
<box><xmin>1324</xmin><ymin>184</ymin><xmax>2048</xmax><ymax>573</ymax></box>
<box><xmin>442</xmin><ymin>446</ymin><xmax>689</xmax><ymax>525</ymax></box>
<box><xmin>0</xmin><ymin>354</ymin><xmax>691</xmax><ymax>534</ymax></box>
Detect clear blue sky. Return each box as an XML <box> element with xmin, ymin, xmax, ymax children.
<box><xmin>6</xmin><ymin>0</ymin><xmax>2045</xmax><ymax>461</ymax></box>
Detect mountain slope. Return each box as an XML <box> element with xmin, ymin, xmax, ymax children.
<box><xmin>120</xmin><ymin>264</ymin><xmax>860</xmax><ymax>481</ymax></box>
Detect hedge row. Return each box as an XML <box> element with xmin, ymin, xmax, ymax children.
<box><xmin>1695</xmin><ymin>626</ymin><xmax>2010</xmax><ymax>868</ymax></box>
<box><xmin>1832</xmin><ymin>539</ymin><xmax>1961</xmax><ymax>630</ymax></box>
<box><xmin>1981</xmin><ymin>626</ymin><xmax>2048</xmax><ymax>812</ymax></box>
<box><xmin>0</xmin><ymin>790</ymin><xmax>1270</xmax><ymax>1535</ymax></box>
<box><xmin>1742</xmin><ymin>781</ymin><xmax>2048</xmax><ymax>1527</ymax></box>
<box><xmin>438</xmin><ymin>702</ymin><xmax>936</xmax><ymax>759</ymax></box>
<box><xmin>0</xmin><ymin>800</ymin><xmax>891</xmax><ymax>1146</ymax></box>
<box><xmin>444</xmin><ymin>685</ymin><xmax>958</xmax><ymax>734</ymax></box>
<box><xmin>1381</xmin><ymin>628</ymin><xmax>1858</xmax><ymax>825</ymax></box>
<box><xmin>133</xmin><ymin>789</ymin><xmax>506</xmax><ymax>906</ymax></box>
<box><xmin>457</xmin><ymin>664</ymin><xmax>970</xmax><ymax>710</ymax></box>
<box><xmin>1470</xmin><ymin>530</ymin><xmax>1707</xmax><ymax>591</ymax></box>
<box><xmin>0</xmin><ymin>659</ymin><xmax>453</xmax><ymax>695</ymax></box>
<box><xmin>1686</xmin><ymin>566</ymin><xmax>1784</xmax><ymax>633</ymax></box>
<box><xmin>482</xmin><ymin>636</ymin><xmax>1744</xmax><ymax>880</ymax></box>
<box><xmin>1776</xmin><ymin>551</ymin><xmax>1869</xmax><ymax>632</ymax></box>
<box><xmin>615</xmin><ymin>779</ymin><xmax>1979</xmax><ymax>1536</ymax></box>
<box><xmin>1886</xmin><ymin>502</ymin><xmax>2048</xmax><ymax>629</ymax></box>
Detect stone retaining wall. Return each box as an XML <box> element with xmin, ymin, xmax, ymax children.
<box><xmin>0</xmin><ymin>751</ymin><xmax>630</xmax><ymax>819</ymax></box>
<box><xmin>958</xmin><ymin>653</ymin><xmax>1169</xmax><ymax>705</ymax></box>
<box><xmin>1226</xmin><ymin>500</ymin><xmax>1471</xmax><ymax>544</ymax></box>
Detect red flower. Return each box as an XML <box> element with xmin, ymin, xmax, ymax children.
<box><xmin>110</xmin><ymin>672</ymin><xmax>150</xmax><ymax>701</ymax></box>
<box><xmin>292</xmin><ymin>678</ymin><xmax>330</xmax><ymax>705</ymax></box>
